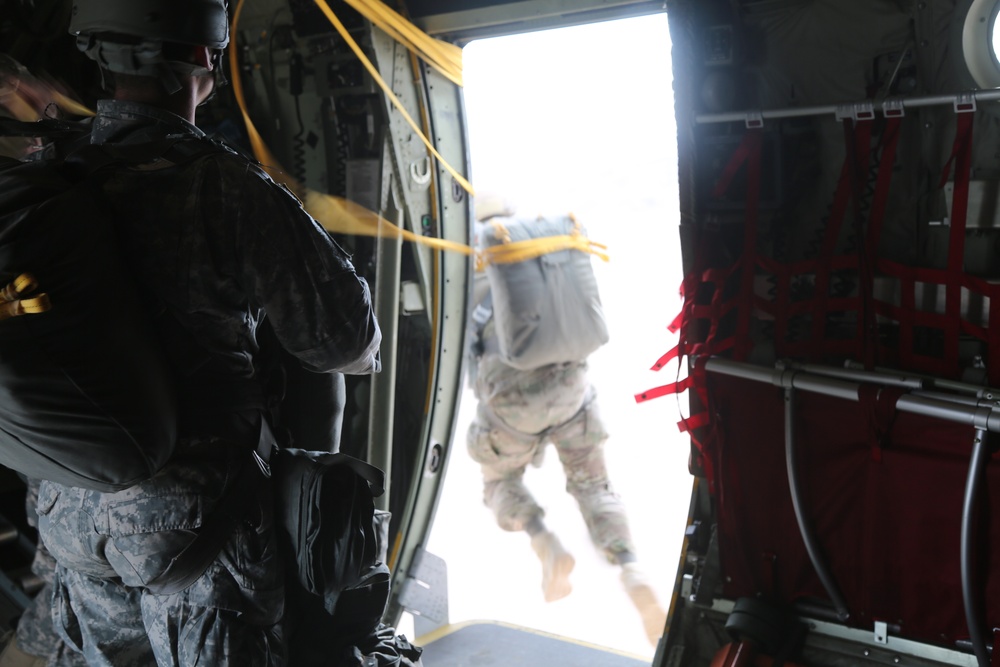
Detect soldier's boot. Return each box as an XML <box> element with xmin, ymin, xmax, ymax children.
<box><xmin>0</xmin><ymin>636</ymin><xmax>46</xmax><ymax>667</ymax></box>
<box><xmin>530</xmin><ymin>530</ymin><xmax>575</xmax><ymax>602</ymax></box>
<box><xmin>621</xmin><ymin>562</ymin><xmax>668</xmax><ymax>647</ymax></box>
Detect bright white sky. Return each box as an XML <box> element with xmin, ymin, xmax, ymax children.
<box><xmin>423</xmin><ymin>12</ymin><xmax>695</xmax><ymax>660</ymax></box>
<box><xmin>462</xmin><ymin>14</ymin><xmax>677</xmax><ymax>220</ymax></box>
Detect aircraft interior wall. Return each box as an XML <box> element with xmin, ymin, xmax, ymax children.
<box><xmin>670</xmin><ymin>0</ymin><xmax>1000</xmax><ymax>378</ymax></box>
<box><xmin>661</xmin><ymin>1</ymin><xmax>1000</xmax><ymax>666</ymax></box>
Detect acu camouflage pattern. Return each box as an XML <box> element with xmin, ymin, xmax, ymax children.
<box><xmin>467</xmin><ymin>354</ymin><xmax>636</xmax><ymax>560</ymax></box>
<box><xmin>15</xmin><ymin>479</ymin><xmax>86</xmax><ymax>666</ymax></box>
<box><xmin>90</xmin><ymin>100</ymin><xmax>381</xmax><ymax>382</ymax></box>
<box><xmin>37</xmin><ymin>456</ymin><xmax>282</xmax><ymax>667</ymax></box>
<box><xmin>24</xmin><ymin>100</ymin><xmax>381</xmax><ymax>666</ymax></box>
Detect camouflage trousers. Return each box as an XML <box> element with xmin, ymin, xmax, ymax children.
<box><xmin>35</xmin><ymin>454</ymin><xmax>284</xmax><ymax>667</ymax></box>
<box><xmin>15</xmin><ymin>479</ymin><xmax>86</xmax><ymax>666</ymax></box>
<box><xmin>466</xmin><ymin>361</ymin><xmax>636</xmax><ymax>561</ymax></box>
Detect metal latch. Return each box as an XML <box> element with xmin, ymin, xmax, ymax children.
<box><xmin>954</xmin><ymin>92</ymin><xmax>977</xmax><ymax>114</ymax></box>
<box><xmin>882</xmin><ymin>98</ymin><xmax>905</xmax><ymax>118</ymax></box>
<box><xmin>835</xmin><ymin>102</ymin><xmax>875</xmax><ymax>122</ymax></box>
<box><xmin>874</xmin><ymin>620</ymin><xmax>888</xmax><ymax>645</ymax></box>
<box><xmin>744</xmin><ymin>110</ymin><xmax>763</xmax><ymax>129</ymax></box>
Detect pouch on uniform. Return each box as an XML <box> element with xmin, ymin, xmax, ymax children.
<box><xmin>480</xmin><ymin>214</ymin><xmax>609</xmax><ymax>370</ymax></box>
<box><xmin>273</xmin><ymin>448</ymin><xmax>401</xmax><ymax>663</ymax></box>
<box><xmin>271</xmin><ymin>448</ymin><xmax>390</xmax><ymax>615</ymax></box>
<box><xmin>0</xmin><ymin>146</ymin><xmax>178</xmax><ymax>491</ymax></box>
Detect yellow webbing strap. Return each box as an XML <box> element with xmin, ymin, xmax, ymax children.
<box><xmin>0</xmin><ymin>273</ymin><xmax>50</xmax><ymax>320</ymax></box>
<box><xmin>0</xmin><ymin>60</ymin><xmax>93</xmax><ymax>120</ymax></box>
<box><xmin>229</xmin><ymin>0</ymin><xmax>473</xmax><ymax>257</ymax></box>
<box><xmin>476</xmin><ymin>215</ymin><xmax>610</xmax><ymax>271</ymax></box>
<box><xmin>10</xmin><ymin>273</ymin><xmax>36</xmax><ymax>297</ymax></box>
<box><xmin>312</xmin><ymin>0</ymin><xmax>473</xmax><ymax>195</ymax></box>
<box><xmin>2</xmin><ymin>84</ymin><xmax>93</xmax><ymax>121</ymax></box>
<box><xmin>18</xmin><ymin>295</ymin><xmax>50</xmax><ymax>314</ymax></box>
<box><xmin>301</xmin><ymin>190</ymin><xmax>473</xmax><ymax>256</ymax></box>
<box><xmin>343</xmin><ymin>0</ymin><xmax>463</xmax><ymax>86</ymax></box>
<box><xmin>49</xmin><ymin>92</ymin><xmax>94</xmax><ymax>118</ymax></box>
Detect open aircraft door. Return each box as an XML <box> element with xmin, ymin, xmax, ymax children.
<box><xmin>0</xmin><ymin>0</ymin><xmax>671</xmax><ymax>660</ymax></box>
<box><xmin>221</xmin><ymin>0</ymin><xmax>670</xmax><ymax>637</ymax></box>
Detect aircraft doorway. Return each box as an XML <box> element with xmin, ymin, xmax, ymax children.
<box><xmin>407</xmin><ymin>12</ymin><xmax>693</xmax><ymax>662</ymax></box>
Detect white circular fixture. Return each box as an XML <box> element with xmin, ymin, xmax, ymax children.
<box><xmin>963</xmin><ymin>0</ymin><xmax>1000</xmax><ymax>88</ymax></box>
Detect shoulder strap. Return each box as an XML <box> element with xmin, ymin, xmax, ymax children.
<box><xmin>469</xmin><ymin>291</ymin><xmax>493</xmax><ymax>358</ymax></box>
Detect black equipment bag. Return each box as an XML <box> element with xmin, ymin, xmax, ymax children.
<box><xmin>272</xmin><ymin>448</ymin><xmax>424</xmax><ymax>665</ymax></box>
<box><xmin>0</xmin><ymin>147</ymin><xmax>177</xmax><ymax>491</ymax></box>
<box><xmin>272</xmin><ymin>448</ymin><xmax>389</xmax><ymax>613</ymax></box>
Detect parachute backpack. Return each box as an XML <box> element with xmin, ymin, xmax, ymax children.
<box><xmin>477</xmin><ymin>213</ymin><xmax>610</xmax><ymax>370</ymax></box>
<box><xmin>0</xmin><ymin>145</ymin><xmax>178</xmax><ymax>492</ymax></box>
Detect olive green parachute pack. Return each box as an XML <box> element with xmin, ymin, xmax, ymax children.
<box><xmin>0</xmin><ymin>138</ymin><xmax>183</xmax><ymax>492</ymax></box>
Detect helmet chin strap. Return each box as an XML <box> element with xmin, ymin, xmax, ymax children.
<box><xmin>77</xmin><ymin>36</ymin><xmax>227</xmax><ymax>98</ymax></box>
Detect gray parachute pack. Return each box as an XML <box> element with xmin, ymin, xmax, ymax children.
<box><xmin>478</xmin><ymin>213</ymin><xmax>609</xmax><ymax>370</ymax></box>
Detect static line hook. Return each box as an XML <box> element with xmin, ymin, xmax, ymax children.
<box><xmin>410</xmin><ymin>157</ymin><xmax>431</xmax><ymax>187</ymax></box>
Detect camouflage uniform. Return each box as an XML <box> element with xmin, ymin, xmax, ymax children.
<box><xmin>14</xmin><ymin>479</ymin><xmax>85</xmax><ymax>667</ymax></box>
<box><xmin>466</xmin><ymin>315</ymin><xmax>636</xmax><ymax>561</ymax></box>
<box><xmin>34</xmin><ymin>100</ymin><xmax>380</xmax><ymax>667</ymax></box>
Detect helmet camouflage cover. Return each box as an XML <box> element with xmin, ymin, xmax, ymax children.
<box><xmin>68</xmin><ymin>0</ymin><xmax>229</xmax><ymax>91</ymax></box>
<box><xmin>69</xmin><ymin>0</ymin><xmax>229</xmax><ymax>48</ymax></box>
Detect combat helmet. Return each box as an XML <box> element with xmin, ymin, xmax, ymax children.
<box><xmin>68</xmin><ymin>0</ymin><xmax>229</xmax><ymax>94</ymax></box>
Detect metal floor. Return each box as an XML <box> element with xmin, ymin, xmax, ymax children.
<box><xmin>417</xmin><ymin>620</ymin><xmax>651</xmax><ymax>666</ymax></box>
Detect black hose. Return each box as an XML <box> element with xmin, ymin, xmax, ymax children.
<box><xmin>961</xmin><ymin>428</ymin><xmax>991</xmax><ymax>667</ymax></box>
<box><xmin>784</xmin><ymin>386</ymin><xmax>851</xmax><ymax>621</ymax></box>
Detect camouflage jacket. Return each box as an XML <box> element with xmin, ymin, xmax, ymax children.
<box><xmin>89</xmin><ymin>100</ymin><xmax>380</xmax><ymax>393</ymax></box>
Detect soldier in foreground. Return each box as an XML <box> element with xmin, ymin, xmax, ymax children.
<box><xmin>2</xmin><ymin>0</ymin><xmax>380</xmax><ymax>664</ymax></box>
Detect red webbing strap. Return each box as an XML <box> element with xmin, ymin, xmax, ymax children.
<box><xmin>857</xmin><ymin>383</ymin><xmax>906</xmax><ymax>463</ymax></box>
<box><xmin>667</xmin><ymin>308</ymin><xmax>684</xmax><ymax>336</ymax></box>
<box><xmin>650</xmin><ymin>343</ymin><xmax>681</xmax><ymax>372</ymax></box>
<box><xmin>635</xmin><ymin>375</ymin><xmax>694</xmax><ymax>402</ymax></box>
<box><xmin>682</xmin><ymin>357</ymin><xmax>715</xmax><ymax>491</ymax></box>
<box><xmin>809</xmin><ymin>118</ymin><xmax>873</xmax><ymax>358</ymax></box>
<box><xmin>635</xmin><ymin>338</ymin><xmax>735</xmax><ymax>405</ymax></box>
<box><xmin>865</xmin><ymin>116</ymin><xmax>902</xmax><ymax>261</ymax></box>
<box><xmin>886</xmin><ymin>257</ymin><xmax>916</xmax><ymax>370</ymax></box>
<box><xmin>734</xmin><ymin>130</ymin><xmax>763</xmax><ymax>360</ymax></box>
<box><xmin>992</xmin><ymin>629</ymin><xmax>1000</xmax><ymax>667</ymax></box>
<box><xmin>874</xmin><ymin>269</ymin><xmax>985</xmax><ymax>378</ymax></box>
<box><xmin>859</xmin><ymin>117</ymin><xmax>901</xmax><ymax>368</ymax></box>
<box><xmin>699</xmin><ymin>265</ymin><xmax>740</xmax><ymax>351</ymax></box>
<box><xmin>711</xmin><ymin>129</ymin><xmax>758</xmax><ymax>199</ymax></box>
<box><xmin>872</xmin><ymin>112</ymin><xmax>973</xmax><ymax>377</ymax></box>
<box><xmin>677</xmin><ymin>411</ymin><xmax>710</xmax><ymax>433</ymax></box>
<box><xmin>635</xmin><ymin>130</ymin><xmax>761</xmax><ymax>496</ymax></box>
<box><xmin>769</xmin><ymin>256</ymin><xmax>791</xmax><ymax>356</ymax></box>
<box><xmin>633</xmin><ymin>350</ymin><xmax>717</xmax><ymax>490</ymax></box>
<box><xmin>939</xmin><ymin>111</ymin><xmax>974</xmax><ymax>372</ymax></box>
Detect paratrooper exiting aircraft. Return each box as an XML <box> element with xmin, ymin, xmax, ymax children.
<box><xmin>4</xmin><ymin>1</ymin><xmax>1000</xmax><ymax>665</ymax></box>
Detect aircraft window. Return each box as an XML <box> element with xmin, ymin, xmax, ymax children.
<box><xmin>414</xmin><ymin>11</ymin><xmax>690</xmax><ymax>662</ymax></box>
<box><xmin>993</xmin><ymin>8</ymin><xmax>1000</xmax><ymax>67</ymax></box>
<box><xmin>962</xmin><ymin>0</ymin><xmax>1000</xmax><ymax>88</ymax></box>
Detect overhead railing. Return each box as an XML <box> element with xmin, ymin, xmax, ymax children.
<box><xmin>695</xmin><ymin>89</ymin><xmax>1000</xmax><ymax>126</ymax></box>
<box><xmin>702</xmin><ymin>356</ymin><xmax>1000</xmax><ymax>667</ymax></box>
